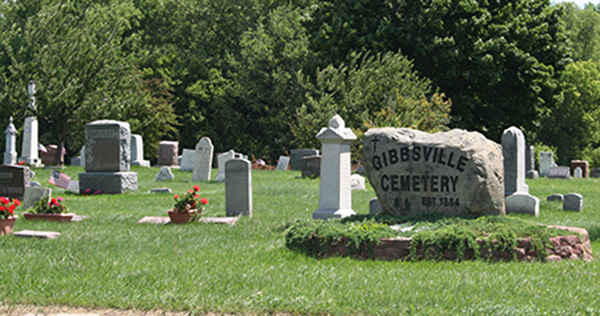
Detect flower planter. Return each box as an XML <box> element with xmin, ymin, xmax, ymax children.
<box><xmin>0</xmin><ymin>216</ymin><xmax>17</xmax><ymax>235</ymax></box>
<box><xmin>23</xmin><ymin>213</ymin><xmax>75</xmax><ymax>223</ymax></box>
<box><xmin>167</xmin><ymin>209</ymin><xmax>199</xmax><ymax>224</ymax></box>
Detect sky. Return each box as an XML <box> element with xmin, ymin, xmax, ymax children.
<box><xmin>553</xmin><ymin>0</ymin><xmax>600</xmax><ymax>7</ymax></box>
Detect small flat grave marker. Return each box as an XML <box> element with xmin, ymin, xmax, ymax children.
<box><xmin>151</xmin><ymin>188</ymin><xmax>172</xmax><ymax>194</ymax></box>
<box><xmin>14</xmin><ymin>230</ymin><xmax>60</xmax><ymax>239</ymax></box>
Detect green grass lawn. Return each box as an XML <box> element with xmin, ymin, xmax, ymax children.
<box><xmin>2</xmin><ymin>166</ymin><xmax>600</xmax><ymax>315</ymax></box>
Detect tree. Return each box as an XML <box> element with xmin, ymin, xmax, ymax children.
<box><xmin>1</xmin><ymin>1</ymin><xmax>177</xmax><ymax>163</ymax></box>
<box><xmin>537</xmin><ymin>60</ymin><xmax>600</xmax><ymax>164</ymax></box>
<box><xmin>292</xmin><ymin>52</ymin><xmax>450</xmax><ymax>159</ymax></box>
<box><xmin>307</xmin><ymin>0</ymin><xmax>570</xmax><ymax>142</ymax></box>
<box><xmin>560</xmin><ymin>2</ymin><xmax>600</xmax><ymax>62</ymax></box>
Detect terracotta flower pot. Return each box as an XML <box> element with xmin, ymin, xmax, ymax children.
<box><xmin>23</xmin><ymin>213</ymin><xmax>75</xmax><ymax>223</ymax></box>
<box><xmin>167</xmin><ymin>209</ymin><xmax>199</xmax><ymax>224</ymax></box>
<box><xmin>0</xmin><ymin>216</ymin><xmax>17</xmax><ymax>235</ymax></box>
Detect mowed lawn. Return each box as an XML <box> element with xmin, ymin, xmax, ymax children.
<box><xmin>1</xmin><ymin>166</ymin><xmax>599</xmax><ymax>315</ymax></box>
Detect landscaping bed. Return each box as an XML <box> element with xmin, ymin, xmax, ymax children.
<box><xmin>285</xmin><ymin>214</ymin><xmax>593</xmax><ymax>262</ymax></box>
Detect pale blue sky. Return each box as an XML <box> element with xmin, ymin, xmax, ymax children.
<box><xmin>553</xmin><ymin>0</ymin><xmax>600</xmax><ymax>7</ymax></box>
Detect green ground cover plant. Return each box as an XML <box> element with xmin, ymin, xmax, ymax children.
<box><xmin>1</xmin><ymin>166</ymin><xmax>599</xmax><ymax>315</ymax></box>
<box><xmin>285</xmin><ymin>215</ymin><xmax>581</xmax><ymax>261</ymax></box>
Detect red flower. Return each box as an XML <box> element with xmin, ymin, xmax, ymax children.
<box><xmin>8</xmin><ymin>205</ymin><xmax>16</xmax><ymax>212</ymax></box>
<box><xmin>200</xmin><ymin>198</ymin><xmax>208</xmax><ymax>205</ymax></box>
<box><xmin>0</xmin><ymin>197</ymin><xmax>8</xmax><ymax>205</ymax></box>
<box><xmin>8</xmin><ymin>209</ymin><xmax>14</xmax><ymax>214</ymax></box>
<box><xmin>195</xmin><ymin>194</ymin><xmax>199</xmax><ymax>198</ymax></box>
<box><xmin>13</xmin><ymin>199</ymin><xmax>21</xmax><ymax>206</ymax></box>
<box><xmin>51</xmin><ymin>198</ymin><xmax>58</xmax><ymax>205</ymax></box>
<box><xmin>0</xmin><ymin>206</ymin><xmax>5</xmax><ymax>211</ymax></box>
<box><xmin>187</xmin><ymin>189</ymin><xmax>193</xmax><ymax>194</ymax></box>
<box><xmin>190</xmin><ymin>203</ymin><xmax>196</xmax><ymax>208</ymax></box>
<box><xmin>17</xmin><ymin>160</ymin><xmax>25</xmax><ymax>165</ymax></box>
<box><xmin>193</xmin><ymin>185</ymin><xmax>200</xmax><ymax>192</ymax></box>
<box><xmin>174</xmin><ymin>195</ymin><xmax>179</xmax><ymax>200</ymax></box>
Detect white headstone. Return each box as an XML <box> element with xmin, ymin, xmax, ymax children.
<box><xmin>155</xmin><ymin>166</ymin><xmax>174</xmax><ymax>181</ymax></box>
<box><xmin>225</xmin><ymin>158</ymin><xmax>252</xmax><ymax>217</ymax></box>
<box><xmin>66</xmin><ymin>180</ymin><xmax>79</xmax><ymax>193</ymax></box>
<box><xmin>505</xmin><ymin>192</ymin><xmax>539</xmax><ymax>217</ymax></box>
<box><xmin>539</xmin><ymin>152</ymin><xmax>553</xmax><ymax>177</ymax></box>
<box><xmin>276</xmin><ymin>156</ymin><xmax>290</xmax><ymax>171</ymax></box>
<box><xmin>4</xmin><ymin>117</ymin><xmax>18</xmax><ymax>165</ymax></box>
<box><xmin>130</xmin><ymin>134</ymin><xmax>150</xmax><ymax>167</ymax></box>
<box><xmin>216</xmin><ymin>150</ymin><xmax>236</xmax><ymax>183</ymax></box>
<box><xmin>193</xmin><ymin>137</ymin><xmax>214</xmax><ymax>182</ymax></box>
<box><xmin>23</xmin><ymin>186</ymin><xmax>51</xmax><ymax>209</ymax></box>
<box><xmin>350</xmin><ymin>174</ymin><xmax>366</xmax><ymax>191</ymax></box>
<box><xmin>19</xmin><ymin>116</ymin><xmax>43</xmax><ymax>167</ymax></box>
<box><xmin>312</xmin><ymin>115</ymin><xmax>357</xmax><ymax>219</ymax></box>
<box><xmin>502</xmin><ymin>126</ymin><xmax>528</xmax><ymax>195</ymax></box>
<box><xmin>179</xmin><ymin>149</ymin><xmax>195</xmax><ymax>172</ymax></box>
<box><xmin>574</xmin><ymin>167</ymin><xmax>583</xmax><ymax>178</ymax></box>
<box><xmin>80</xmin><ymin>145</ymin><xmax>86</xmax><ymax>167</ymax></box>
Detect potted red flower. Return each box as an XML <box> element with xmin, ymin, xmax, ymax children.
<box><xmin>23</xmin><ymin>196</ymin><xmax>74</xmax><ymax>222</ymax></box>
<box><xmin>168</xmin><ymin>185</ymin><xmax>208</xmax><ymax>224</ymax></box>
<box><xmin>0</xmin><ymin>197</ymin><xmax>20</xmax><ymax>235</ymax></box>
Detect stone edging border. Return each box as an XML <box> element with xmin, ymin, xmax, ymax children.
<box><xmin>323</xmin><ymin>225</ymin><xmax>593</xmax><ymax>262</ymax></box>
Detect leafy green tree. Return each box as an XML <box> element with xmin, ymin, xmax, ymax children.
<box><xmin>307</xmin><ymin>0</ymin><xmax>570</xmax><ymax>142</ymax></box>
<box><xmin>1</xmin><ymin>1</ymin><xmax>177</xmax><ymax>163</ymax></box>
<box><xmin>537</xmin><ymin>60</ymin><xmax>600</xmax><ymax>164</ymax></box>
<box><xmin>560</xmin><ymin>2</ymin><xmax>600</xmax><ymax>62</ymax></box>
<box><xmin>292</xmin><ymin>52</ymin><xmax>450</xmax><ymax>155</ymax></box>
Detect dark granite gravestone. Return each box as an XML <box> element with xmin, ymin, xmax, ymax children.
<box><xmin>301</xmin><ymin>155</ymin><xmax>321</xmax><ymax>178</ymax></box>
<box><xmin>290</xmin><ymin>149</ymin><xmax>319</xmax><ymax>170</ymax></box>
<box><xmin>79</xmin><ymin>120</ymin><xmax>137</xmax><ymax>194</ymax></box>
<box><xmin>0</xmin><ymin>165</ymin><xmax>30</xmax><ymax>200</ymax></box>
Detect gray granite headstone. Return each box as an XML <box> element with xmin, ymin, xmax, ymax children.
<box><xmin>30</xmin><ymin>180</ymin><xmax>41</xmax><ymax>187</ymax></box>
<box><xmin>369</xmin><ymin>198</ymin><xmax>383</xmax><ymax>215</ymax></box>
<box><xmin>193</xmin><ymin>137</ymin><xmax>214</xmax><ymax>182</ymax></box>
<box><xmin>526</xmin><ymin>170</ymin><xmax>539</xmax><ymax>179</ymax></box>
<box><xmin>155</xmin><ymin>166</ymin><xmax>174</xmax><ymax>181</ymax></box>
<box><xmin>563</xmin><ymin>193</ymin><xmax>583</xmax><ymax>212</ymax></box>
<box><xmin>502</xmin><ymin>126</ymin><xmax>528</xmax><ymax>195</ymax></box>
<box><xmin>548</xmin><ymin>166</ymin><xmax>570</xmax><ymax>179</ymax></box>
<box><xmin>290</xmin><ymin>149</ymin><xmax>320</xmax><ymax>170</ymax></box>
<box><xmin>547</xmin><ymin>194</ymin><xmax>564</xmax><ymax>202</ymax></box>
<box><xmin>179</xmin><ymin>149</ymin><xmax>195</xmax><ymax>172</ymax></box>
<box><xmin>70</xmin><ymin>156</ymin><xmax>81</xmax><ymax>166</ymax></box>
<box><xmin>23</xmin><ymin>187</ymin><xmax>51</xmax><ymax>209</ymax></box>
<box><xmin>66</xmin><ymin>180</ymin><xmax>79</xmax><ymax>193</ymax></box>
<box><xmin>158</xmin><ymin>141</ymin><xmax>178</xmax><ymax>166</ymax></box>
<box><xmin>0</xmin><ymin>165</ymin><xmax>30</xmax><ymax>200</ymax></box>
<box><xmin>84</xmin><ymin>120</ymin><xmax>131</xmax><ymax>172</ymax></box>
<box><xmin>525</xmin><ymin>145</ymin><xmax>535</xmax><ymax>172</ymax></box>
<box><xmin>79</xmin><ymin>120</ymin><xmax>137</xmax><ymax>194</ymax></box>
<box><xmin>301</xmin><ymin>155</ymin><xmax>321</xmax><ymax>178</ymax></box>
<box><xmin>591</xmin><ymin>168</ymin><xmax>600</xmax><ymax>178</ymax></box>
<box><xmin>539</xmin><ymin>152</ymin><xmax>553</xmax><ymax>177</ymax></box>
<box><xmin>225</xmin><ymin>159</ymin><xmax>252</xmax><ymax>217</ymax></box>
<box><xmin>276</xmin><ymin>156</ymin><xmax>290</xmax><ymax>171</ymax></box>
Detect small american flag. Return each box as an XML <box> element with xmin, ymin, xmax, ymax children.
<box><xmin>49</xmin><ymin>170</ymin><xmax>71</xmax><ymax>189</ymax></box>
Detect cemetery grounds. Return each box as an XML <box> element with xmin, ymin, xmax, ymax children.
<box><xmin>1</xmin><ymin>166</ymin><xmax>599</xmax><ymax>315</ymax></box>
